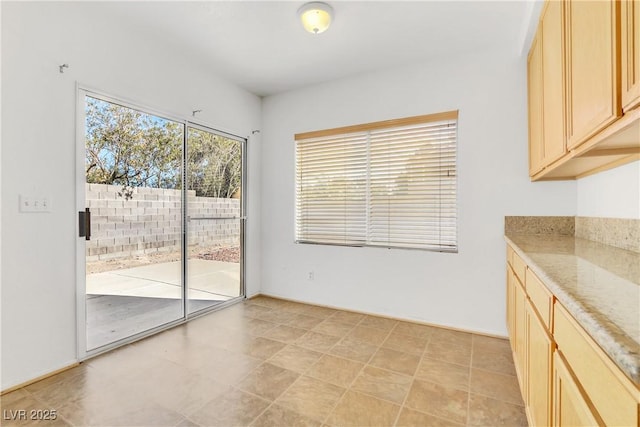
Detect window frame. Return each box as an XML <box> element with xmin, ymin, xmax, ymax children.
<box><xmin>294</xmin><ymin>110</ymin><xmax>458</xmax><ymax>253</ymax></box>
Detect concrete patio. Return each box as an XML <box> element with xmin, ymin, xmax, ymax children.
<box><xmin>87</xmin><ymin>258</ymin><xmax>241</xmax><ymax>301</ymax></box>
<box><xmin>86</xmin><ymin>259</ymin><xmax>241</xmax><ymax>349</ymax></box>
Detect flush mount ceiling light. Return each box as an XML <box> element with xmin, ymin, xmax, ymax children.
<box><xmin>298</xmin><ymin>2</ymin><xmax>333</xmax><ymax>34</ymax></box>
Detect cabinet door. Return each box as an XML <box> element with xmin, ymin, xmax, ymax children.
<box><xmin>621</xmin><ymin>0</ymin><xmax>640</xmax><ymax>111</ymax></box>
<box><xmin>542</xmin><ymin>0</ymin><xmax>566</xmax><ymax>164</ymax></box>
<box><xmin>514</xmin><ymin>279</ymin><xmax>528</xmax><ymax>396</ymax></box>
<box><xmin>553</xmin><ymin>352</ymin><xmax>602</xmax><ymax>426</ymax></box>
<box><xmin>506</xmin><ymin>266</ymin><xmax>516</xmax><ymax>349</ymax></box>
<box><xmin>528</xmin><ymin>33</ymin><xmax>545</xmax><ymax>176</ymax></box>
<box><xmin>566</xmin><ymin>0</ymin><xmax>620</xmax><ymax>149</ymax></box>
<box><xmin>527</xmin><ymin>301</ymin><xmax>553</xmax><ymax>427</ymax></box>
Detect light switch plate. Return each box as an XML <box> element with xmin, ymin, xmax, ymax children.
<box><xmin>19</xmin><ymin>195</ymin><xmax>51</xmax><ymax>213</ymax></box>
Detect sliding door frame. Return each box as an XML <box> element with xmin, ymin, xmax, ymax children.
<box><xmin>75</xmin><ymin>84</ymin><xmax>247</xmax><ymax>360</ymax></box>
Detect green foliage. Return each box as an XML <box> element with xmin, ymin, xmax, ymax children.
<box><xmin>85</xmin><ymin>97</ymin><xmax>242</xmax><ymax>198</ymax></box>
<box><xmin>187</xmin><ymin>128</ymin><xmax>242</xmax><ymax>198</ymax></box>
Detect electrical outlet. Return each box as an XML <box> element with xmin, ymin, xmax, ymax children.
<box><xmin>308</xmin><ymin>271</ymin><xmax>314</xmax><ymax>281</ymax></box>
<box><xmin>20</xmin><ymin>195</ymin><xmax>51</xmax><ymax>213</ymax></box>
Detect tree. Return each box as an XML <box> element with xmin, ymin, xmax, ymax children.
<box><xmin>85</xmin><ymin>97</ymin><xmax>182</xmax><ymax>189</ymax></box>
<box><xmin>85</xmin><ymin>97</ymin><xmax>242</xmax><ymax>198</ymax></box>
<box><xmin>187</xmin><ymin>128</ymin><xmax>242</xmax><ymax>198</ymax></box>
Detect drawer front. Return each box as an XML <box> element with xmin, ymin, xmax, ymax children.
<box><xmin>526</xmin><ymin>268</ymin><xmax>553</xmax><ymax>329</ymax></box>
<box><xmin>554</xmin><ymin>303</ymin><xmax>639</xmax><ymax>427</ymax></box>
<box><xmin>512</xmin><ymin>250</ymin><xmax>527</xmax><ymax>286</ymax></box>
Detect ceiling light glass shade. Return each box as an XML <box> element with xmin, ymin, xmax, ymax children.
<box><xmin>298</xmin><ymin>2</ymin><xmax>333</xmax><ymax>34</ymax></box>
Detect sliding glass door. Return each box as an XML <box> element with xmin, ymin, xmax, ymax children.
<box><xmin>79</xmin><ymin>90</ymin><xmax>245</xmax><ymax>354</ymax></box>
<box><xmin>186</xmin><ymin>126</ymin><xmax>244</xmax><ymax>314</ymax></box>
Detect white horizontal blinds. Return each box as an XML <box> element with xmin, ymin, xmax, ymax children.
<box><xmin>295</xmin><ymin>132</ymin><xmax>367</xmax><ymax>245</ymax></box>
<box><xmin>295</xmin><ymin>111</ymin><xmax>457</xmax><ymax>251</ymax></box>
<box><xmin>368</xmin><ymin>120</ymin><xmax>457</xmax><ymax>251</ymax></box>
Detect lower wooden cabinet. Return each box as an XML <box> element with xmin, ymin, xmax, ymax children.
<box><xmin>553</xmin><ymin>352</ymin><xmax>602</xmax><ymax>426</ymax></box>
<box><xmin>513</xmin><ymin>274</ymin><xmax>528</xmax><ymax>393</ymax></box>
<box><xmin>506</xmin><ymin>242</ymin><xmax>640</xmax><ymax>426</ymax></box>
<box><xmin>526</xmin><ymin>302</ymin><xmax>554</xmax><ymax>427</ymax></box>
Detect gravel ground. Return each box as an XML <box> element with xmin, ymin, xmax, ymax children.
<box><xmin>87</xmin><ymin>245</ymin><xmax>240</xmax><ymax>274</ymax></box>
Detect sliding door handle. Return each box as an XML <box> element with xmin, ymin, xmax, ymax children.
<box><xmin>78</xmin><ymin>208</ymin><xmax>91</xmax><ymax>240</ymax></box>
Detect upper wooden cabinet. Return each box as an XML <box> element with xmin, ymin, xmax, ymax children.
<box><xmin>541</xmin><ymin>0</ymin><xmax>566</xmax><ymax>164</ymax></box>
<box><xmin>528</xmin><ymin>0</ymin><xmax>640</xmax><ymax>181</ymax></box>
<box><xmin>565</xmin><ymin>0</ymin><xmax>621</xmax><ymax>149</ymax></box>
<box><xmin>528</xmin><ymin>34</ymin><xmax>545</xmax><ymax>176</ymax></box>
<box><xmin>527</xmin><ymin>1</ymin><xmax>566</xmax><ymax>174</ymax></box>
<box><xmin>622</xmin><ymin>0</ymin><xmax>640</xmax><ymax>111</ymax></box>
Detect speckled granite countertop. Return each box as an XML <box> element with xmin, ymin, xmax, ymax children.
<box><xmin>505</xmin><ymin>234</ymin><xmax>640</xmax><ymax>386</ymax></box>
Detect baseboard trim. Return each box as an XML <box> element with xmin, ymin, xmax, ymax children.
<box><xmin>1</xmin><ymin>362</ymin><xmax>80</xmax><ymax>395</ymax></box>
<box><xmin>254</xmin><ymin>292</ymin><xmax>508</xmax><ymax>340</ymax></box>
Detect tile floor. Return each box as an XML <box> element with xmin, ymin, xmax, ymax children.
<box><xmin>0</xmin><ymin>296</ymin><xmax>527</xmax><ymax>426</ymax></box>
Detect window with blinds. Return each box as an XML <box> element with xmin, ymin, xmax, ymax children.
<box><xmin>295</xmin><ymin>111</ymin><xmax>458</xmax><ymax>252</ymax></box>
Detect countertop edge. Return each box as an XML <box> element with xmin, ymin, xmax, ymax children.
<box><xmin>504</xmin><ymin>235</ymin><xmax>640</xmax><ymax>386</ymax></box>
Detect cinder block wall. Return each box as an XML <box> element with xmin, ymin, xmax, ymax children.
<box><xmin>85</xmin><ymin>183</ymin><xmax>240</xmax><ymax>262</ymax></box>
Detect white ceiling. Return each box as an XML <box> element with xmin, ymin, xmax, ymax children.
<box><xmin>103</xmin><ymin>1</ymin><xmax>534</xmax><ymax>97</ymax></box>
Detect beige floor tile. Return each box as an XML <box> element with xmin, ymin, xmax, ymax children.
<box><xmin>329</xmin><ymin>311</ymin><xmax>365</xmax><ymax>325</ymax></box>
<box><xmin>235</xmin><ymin>337</ymin><xmax>287</xmax><ymax>360</ymax></box>
<box><xmin>295</xmin><ymin>331</ymin><xmax>341</xmax><ymax>352</ymax></box>
<box><xmin>24</xmin><ymin>364</ymin><xmax>93</xmax><ymax>394</ymax></box>
<box><xmin>276</xmin><ymin>376</ymin><xmax>345</xmax><ymax>423</ymax></box>
<box><xmin>6</xmin><ymin>298</ymin><xmax>533</xmax><ymax>427</ymax></box>
<box><xmin>415</xmin><ymin>357</ymin><xmax>470</xmax><ymax>391</ymax></box>
<box><xmin>190</xmin><ymin>388</ymin><xmax>270</xmax><ymax>427</ymax></box>
<box><xmin>424</xmin><ymin>340</ymin><xmax>472</xmax><ymax>367</ymax></box>
<box><xmin>306</xmin><ymin>355</ymin><xmax>364</xmax><ymax>388</ymax></box>
<box><xmin>382</xmin><ymin>331</ymin><xmax>429</xmax><ymax>356</ymax></box>
<box><xmin>243</xmin><ymin>318</ymin><xmax>279</xmax><ymax>336</ymax></box>
<box><xmin>470</xmin><ymin>369</ymin><xmax>524</xmax><ymax>406</ymax></box>
<box><xmin>54</xmin><ymin>382</ymin><xmax>160</xmax><ymax>426</ymax></box>
<box><xmin>395</xmin><ymin>407</ymin><xmax>464</xmax><ymax>427</ymax></box>
<box><xmin>255</xmin><ymin>309</ymin><xmax>298</xmax><ymax>325</ymax></box>
<box><xmin>241</xmin><ymin>303</ymin><xmax>274</xmax><ymax>318</ymax></box>
<box><xmin>472</xmin><ymin>334</ymin><xmax>511</xmax><ymax>351</ymax></box>
<box><xmin>283</xmin><ymin>313</ymin><xmax>326</xmax><ymax>330</ymax></box>
<box><xmin>26</xmin><ymin>366</ymin><xmax>115</xmax><ymax>409</ymax></box>
<box><xmin>293</xmin><ymin>304</ymin><xmax>338</xmax><ymax>319</ymax></box>
<box><xmin>326</xmin><ymin>390</ymin><xmax>400</xmax><ymax>427</ymax></box>
<box><xmin>471</xmin><ymin>345</ymin><xmax>517</xmax><ymax>376</ymax></box>
<box><xmin>393</xmin><ymin>321</ymin><xmax>436</xmax><ymax>339</ymax></box>
<box><xmin>150</xmin><ymin>370</ymin><xmax>229</xmax><ymax>417</ymax></box>
<box><xmin>176</xmin><ymin>418</ymin><xmax>201</xmax><ymax>427</ymax></box>
<box><xmin>345</xmin><ymin>325</ymin><xmax>390</xmax><ymax>346</ymax></box>
<box><xmin>405</xmin><ymin>379</ymin><xmax>469</xmax><ymax>425</ymax></box>
<box><xmin>194</xmin><ymin>349</ymin><xmax>261</xmax><ymax>385</ymax></box>
<box><xmin>237</xmin><ymin>362</ymin><xmax>300</xmax><ymax>401</ymax></box>
<box><xmin>250</xmin><ymin>296</ymin><xmax>289</xmax><ymax>309</ymax></box>
<box><xmin>312</xmin><ymin>319</ymin><xmax>356</xmax><ymax>338</ymax></box>
<box><xmin>101</xmin><ymin>402</ymin><xmax>185</xmax><ymax>427</ymax></box>
<box><xmin>467</xmin><ymin>393</ymin><xmax>528</xmax><ymax>426</ymax></box>
<box><xmin>0</xmin><ymin>388</ymin><xmax>30</xmax><ymax>407</ymax></box>
<box><xmin>0</xmin><ymin>393</ymin><xmax>72</xmax><ymax>427</ymax></box>
<box><xmin>359</xmin><ymin>315</ymin><xmax>398</xmax><ymax>331</ymax></box>
<box><xmin>329</xmin><ymin>336</ymin><xmax>379</xmax><ymax>363</ymax></box>
<box><xmin>262</xmin><ymin>325</ymin><xmax>308</xmax><ymax>343</ymax></box>
<box><xmin>251</xmin><ymin>404</ymin><xmax>321</xmax><ymax>427</ymax></box>
<box><xmin>369</xmin><ymin>347</ymin><xmax>421</xmax><ymax>376</ymax></box>
<box><xmin>350</xmin><ymin>365</ymin><xmax>412</xmax><ymax>404</ymax></box>
<box><xmin>431</xmin><ymin>329</ymin><xmax>472</xmax><ymax>348</ymax></box>
<box><xmin>268</xmin><ymin>345</ymin><xmax>323</xmax><ymax>373</ymax></box>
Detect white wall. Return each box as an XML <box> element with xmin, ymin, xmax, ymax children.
<box><xmin>261</xmin><ymin>50</ymin><xmax>576</xmax><ymax>337</ymax></box>
<box><xmin>1</xmin><ymin>2</ymin><xmax>261</xmax><ymax>390</ymax></box>
<box><xmin>576</xmin><ymin>160</ymin><xmax>640</xmax><ymax>219</ymax></box>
